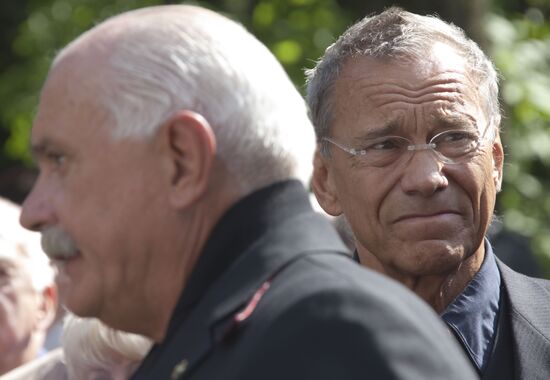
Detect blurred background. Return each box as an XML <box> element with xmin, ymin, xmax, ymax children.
<box><xmin>1</xmin><ymin>0</ymin><xmax>549</xmax><ymax>276</ymax></box>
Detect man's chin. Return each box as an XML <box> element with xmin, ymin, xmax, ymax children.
<box><xmin>393</xmin><ymin>240</ymin><xmax>468</xmax><ymax>276</ymax></box>
<box><xmin>57</xmin><ymin>276</ymin><xmax>101</xmax><ymax>318</ymax></box>
<box><xmin>64</xmin><ymin>294</ymin><xmax>100</xmax><ymax>319</ymax></box>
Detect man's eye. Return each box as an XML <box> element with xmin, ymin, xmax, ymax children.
<box><xmin>368</xmin><ymin>138</ymin><xmax>404</xmax><ymax>151</ymax></box>
<box><xmin>46</xmin><ymin>151</ymin><xmax>66</xmax><ymax>166</ymax></box>
<box><xmin>442</xmin><ymin>131</ymin><xmax>476</xmax><ymax>142</ymax></box>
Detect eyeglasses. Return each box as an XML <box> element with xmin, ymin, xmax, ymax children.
<box><xmin>323</xmin><ymin>126</ymin><xmax>494</xmax><ymax>168</ymax></box>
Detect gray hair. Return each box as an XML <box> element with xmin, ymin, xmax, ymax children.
<box><xmin>306</xmin><ymin>7</ymin><xmax>501</xmax><ymax>156</ymax></box>
<box><xmin>62</xmin><ymin>314</ymin><xmax>152</xmax><ymax>379</ymax></box>
<box><xmin>0</xmin><ymin>197</ymin><xmax>55</xmax><ymax>292</ymax></box>
<box><xmin>54</xmin><ymin>5</ymin><xmax>315</xmax><ymax>193</ymax></box>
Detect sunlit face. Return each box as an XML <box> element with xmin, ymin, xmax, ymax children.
<box><xmin>19</xmin><ymin>55</ymin><xmax>171</xmax><ymax>322</ymax></box>
<box><xmin>315</xmin><ymin>43</ymin><xmax>503</xmax><ymax>277</ymax></box>
<box><xmin>0</xmin><ymin>243</ymin><xmax>43</xmax><ymax>371</ymax></box>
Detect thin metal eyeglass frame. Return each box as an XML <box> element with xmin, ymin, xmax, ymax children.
<box><xmin>323</xmin><ymin>122</ymin><xmax>495</xmax><ymax>166</ymax></box>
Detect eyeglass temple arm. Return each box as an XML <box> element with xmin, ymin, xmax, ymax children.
<box><xmin>323</xmin><ymin>137</ymin><xmax>362</xmax><ymax>155</ymax></box>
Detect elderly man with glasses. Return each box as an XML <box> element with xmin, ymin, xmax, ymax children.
<box><xmin>308</xmin><ymin>7</ymin><xmax>550</xmax><ymax>380</ymax></box>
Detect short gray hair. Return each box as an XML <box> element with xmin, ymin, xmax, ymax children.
<box><xmin>306</xmin><ymin>7</ymin><xmax>500</xmax><ymax>156</ymax></box>
<box><xmin>54</xmin><ymin>5</ymin><xmax>315</xmax><ymax>194</ymax></box>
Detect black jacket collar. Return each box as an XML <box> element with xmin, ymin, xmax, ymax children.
<box><xmin>168</xmin><ymin>180</ymin><xmax>314</xmax><ymax>330</ymax></box>
<box><xmin>133</xmin><ymin>180</ymin><xmax>348</xmax><ymax>379</ymax></box>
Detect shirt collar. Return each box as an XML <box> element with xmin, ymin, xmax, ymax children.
<box><xmin>441</xmin><ymin>240</ymin><xmax>501</xmax><ymax>373</ymax></box>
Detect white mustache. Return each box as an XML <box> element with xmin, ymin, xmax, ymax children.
<box><xmin>41</xmin><ymin>227</ymin><xmax>79</xmax><ymax>260</ymax></box>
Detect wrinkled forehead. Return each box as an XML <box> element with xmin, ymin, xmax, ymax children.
<box><xmin>33</xmin><ymin>52</ymin><xmax>115</xmax><ymax>143</ymax></box>
<box><xmin>0</xmin><ymin>201</ymin><xmax>31</xmax><ymax>262</ymax></box>
<box><xmin>337</xmin><ymin>43</ymin><xmax>477</xmax><ymax>97</ymax></box>
<box><xmin>0</xmin><ymin>223</ymin><xmax>46</xmax><ymax>272</ymax></box>
<box><xmin>0</xmin><ymin>237</ymin><xmax>26</xmax><ymax>266</ymax></box>
<box><xmin>414</xmin><ymin>41</ymin><xmax>468</xmax><ymax>76</ymax></box>
<box><xmin>332</xmin><ymin>46</ymin><xmax>485</xmax><ymax>133</ymax></box>
<box><xmin>43</xmin><ymin>47</ymin><xmax>106</xmax><ymax>107</ymax></box>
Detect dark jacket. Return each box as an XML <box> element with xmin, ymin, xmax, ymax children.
<box><xmin>132</xmin><ymin>181</ymin><xmax>477</xmax><ymax>380</ymax></box>
<box><xmin>493</xmin><ymin>260</ymin><xmax>550</xmax><ymax>380</ymax></box>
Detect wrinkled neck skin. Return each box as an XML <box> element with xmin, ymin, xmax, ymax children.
<box><xmin>357</xmin><ymin>243</ymin><xmax>484</xmax><ymax>314</ymax></box>
<box><xmin>93</xmin><ymin>211</ymin><xmax>212</xmax><ymax>344</ymax></box>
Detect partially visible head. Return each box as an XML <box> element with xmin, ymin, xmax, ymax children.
<box><xmin>54</xmin><ymin>5</ymin><xmax>314</xmax><ymax>191</ymax></box>
<box><xmin>306</xmin><ymin>6</ymin><xmax>500</xmax><ymax>156</ymax></box>
<box><xmin>20</xmin><ymin>5</ymin><xmax>313</xmax><ymax>339</ymax></box>
<box><xmin>62</xmin><ymin>314</ymin><xmax>152</xmax><ymax>380</ymax></box>
<box><xmin>308</xmin><ymin>8</ymin><xmax>503</xmax><ymax>279</ymax></box>
<box><xmin>0</xmin><ymin>197</ymin><xmax>57</xmax><ymax>375</ymax></box>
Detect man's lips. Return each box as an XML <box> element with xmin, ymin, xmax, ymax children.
<box><xmin>52</xmin><ymin>252</ymin><xmax>83</xmax><ymax>276</ymax></box>
<box><xmin>47</xmin><ymin>249</ymin><xmax>82</xmax><ymax>261</ymax></box>
<box><xmin>393</xmin><ymin>211</ymin><xmax>460</xmax><ymax>223</ymax></box>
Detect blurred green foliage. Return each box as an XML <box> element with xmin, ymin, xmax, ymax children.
<box><xmin>0</xmin><ymin>0</ymin><xmax>166</xmax><ymax>164</ymax></box>
<box><xmin>0</xmin><ymin>0</ymin><xmax>352</xmax><ymax>164</ymax></box>
<box><xmin>1</xmin><ymin>0</ymin><xmax>550</xmax><ymax>274</ymax></box>
<box><xmin>486</xmin><ymin>8</ymin><xmax>550</xmax><ymax>274</ymax></box>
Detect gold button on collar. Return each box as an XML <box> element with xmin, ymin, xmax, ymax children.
<box><xmin>171</xmin><ymin>359</ymin><xmax>189</xmax><ymax>380</ymax></box>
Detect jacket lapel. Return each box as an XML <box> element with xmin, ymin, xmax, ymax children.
<box><xmin>497</xmin><ymin>260</ymin><xmax>550</xmax><ymax>379</ymax></box>
<box><xmin>144</xmin><ymin>211</ymin><xmax>348</xmax><ymax>379</ymax></box>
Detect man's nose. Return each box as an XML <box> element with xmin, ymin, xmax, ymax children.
<box><xmin>19</xmin><ymin>178</ymin><xmax>56</xmax><ymax>232</ymax></box>
<box><xmin>399</xmin><ymin>149</ymin><xmax>449</xmax><ymax>197</ymax></box>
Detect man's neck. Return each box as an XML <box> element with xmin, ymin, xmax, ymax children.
<box><xmin>358</xmin><ymin>245</ymin><xmax>485</xmax><ymax>314</ymax></box>
<box><xmin>96</xmin><ymin>204</ymin><xmax>220</xmax><ymax>343</ymax></box>
<box><xmin>106</xmin><ymin>182</ymin><xmax>243</xmax><ymax>343</ymax></box>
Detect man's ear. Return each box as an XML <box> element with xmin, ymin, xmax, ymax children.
<box><xmin>311</xmin><ymin>147</ymin><xmax>343</xmax><ymax>216</ymax></box>
<box><xmin>492</xmin><ymin>137</ymin><xmax>504</xmax><ymax>192</ymax></box>
<box><xmin>161</xmin><ymin>110</ymin><xmax>217</xmax><ymax>209</ymax></box>
<box><xmin>36</xmin><ymin>285</ymin><xmax>57</xmax><ymax>332</ymax></box>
